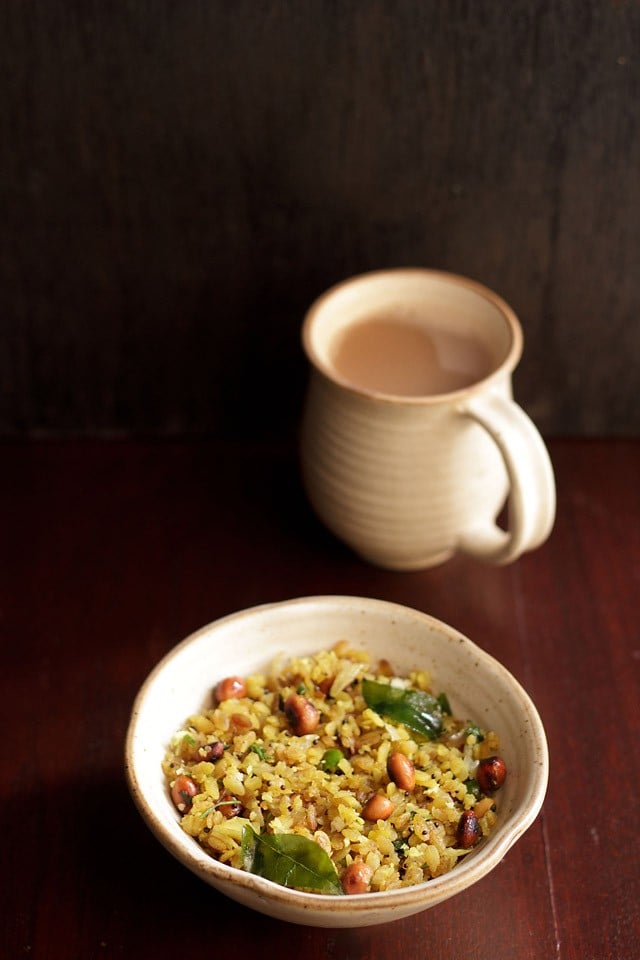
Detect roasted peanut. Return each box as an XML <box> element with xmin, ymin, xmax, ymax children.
<box><xmin>386</xmin><ymin>752</ymin><xmax>416</xmax><ymax>791</ymax></box>
<box><xmin>215</xmin><ymin>676</ymin><xmax>248</xmax><ymax>701</ymax></box>
<box><xmin>377</xmin><ymin>658</ymin><xmax>394</xmax><ymax>677</ymax></box>
<box><xmin>230</xmin><ymin>712</ymin><xmax>252</xmax><ymax>733</ymax></box>
<box><xmin>342</xmin><ymin>860</ymin><xmax>373</xmax><ymax>895</ymax></box>
<box><xmin>170</xmin><ymin>774</ymin><xmax>198</xmax><ymax>813</ymax></box>
<box><xmin>199</xmin><ymin>740</ymin><xmax>225</xmax><ymax>762</ymax></box>
<box><xmin>362</xmin><ymin>794</ymin><xmax>394</xmax><ymax>821</ymax></box>
<box><xmin>476</xmin><ymin>756</ymin><xmax>507</xmax><ymax>793</ymax></box>
<box><xmin>456</xmin><ymin>809</ymin><xmax>482</xmax><ymax>848</ymax></box>
<box><xmin>317</xmin><ymin>676</ymin><xmax>335</xmax><ymax>696</ymax></box>
<box><xmin>284</xmin><ymin>692</ymin><xmax>320</xmax><ymax>735</ymax></box>
<box><xmin>217</xmin><ymin>793</ymin><xmax>243</xmax><ymax>819</ymax></box>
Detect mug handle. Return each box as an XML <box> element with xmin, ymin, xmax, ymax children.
<box><xmin>456</xmin><ymin>391</ymin><xmax>556</xmax><ymax>564</ymax></box>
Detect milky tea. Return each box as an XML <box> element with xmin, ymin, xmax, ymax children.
<box><xmin>301</xmin><ymin>269</ymin><xmax>556</xmax><ymax>569</ymax></box>
<box><xmin>329</xmin><ymin>314</ymin><xmax>495</xmax><ymax>397</ymax></box>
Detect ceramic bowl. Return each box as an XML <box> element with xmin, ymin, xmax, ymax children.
<box><xmin>125</xmin><ymin>596</ymin><xmax>548</xmax><ymax>928</ymax></box>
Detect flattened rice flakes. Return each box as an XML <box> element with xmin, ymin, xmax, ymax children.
<box><xmin>163</xmin><ymin>644</ymin><xmax>503</xmax><ymax>892</ymax></box>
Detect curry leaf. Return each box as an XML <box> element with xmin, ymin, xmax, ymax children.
<box><xmin>362</xmin><ymin>679</ymin><xmax>444</xmax><ymax>740</ymax></box>
<box><xmin>241</xmin><ymin>826</ymin><xmax>343</xmax><ymax>895</ymax></box>
<box><xmin>436</xmin><ymin>692</ymin><xmax>452</xmax><ymax>716</ymax></box>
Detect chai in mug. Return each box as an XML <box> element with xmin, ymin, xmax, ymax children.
<box><xmin>300</xmin><ymin>268</ymin><xmax>556</xmax><ymax>570</ymax></box>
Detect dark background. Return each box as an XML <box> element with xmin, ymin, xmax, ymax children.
<box><xmin>2</xmin><ymin>0</ymin><xmax>639</xmax><ymax>441</ymax></box>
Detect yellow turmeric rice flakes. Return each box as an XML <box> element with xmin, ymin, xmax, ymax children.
<box><xmin>162</xmin><ymin>644</ymin><xmax>506</xmax><ymax>895</ymax></box>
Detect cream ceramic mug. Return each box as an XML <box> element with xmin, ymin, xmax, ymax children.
<box><xmin>300</xmin><ymin>269</ymin><xmax>556</xmax><ymax>570</ymax></box>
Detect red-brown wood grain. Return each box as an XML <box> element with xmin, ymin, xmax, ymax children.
<box><xmin>1</xmin><ymin>438</ymin><xmax>638</xmax><ymax>959</ymax></box>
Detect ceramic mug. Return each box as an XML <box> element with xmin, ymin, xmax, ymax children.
<box><xmin>300</xmin><ymin>268</ymin><xmax>556</xmax><ymax>570</ymax></box>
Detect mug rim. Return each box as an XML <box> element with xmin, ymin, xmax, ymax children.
<box><xmin>301</xmin><ymin>267</ymin><xmax>524</xmax><ymax>405</ymax></box>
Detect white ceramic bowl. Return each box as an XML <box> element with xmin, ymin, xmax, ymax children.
<box><xmin>125</xmin><ymin>596</ymin><xmax>548</xmax><ymax>928</ymax></box>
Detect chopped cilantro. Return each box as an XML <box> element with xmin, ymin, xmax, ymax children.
<box><xmin>465</xmin><ymin>724</ymin><xmax>485</xmax><ymax>742</ymax></box>
<box><xmin>464</xmin><ymin>778</ymin><xmax>481</xmax><ymax>799</ymax></box>
<box><xmin>393</xmin><ymin>838</ymin><xmax>409</xmax><ymax>855</ymax></box>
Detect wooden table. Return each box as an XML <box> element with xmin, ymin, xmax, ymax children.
<box><xmin>2</xmin><ymin>437</ymin><xmax>638</xmax><ymax>959</ymax></box>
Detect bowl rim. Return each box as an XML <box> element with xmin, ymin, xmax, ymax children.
<box><xmin>125</xmin><ymin>595</ymin><xmax>549</xmax><ymax>916</ymax></box>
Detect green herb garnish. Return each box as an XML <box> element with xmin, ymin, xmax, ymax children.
<box><xmin>199</xmin><ymin>798</ymin><xmax>242</xmax><ymax>819</ymax></box>
<box><xmin>182</xmin><ymin>734</ymin><xmax>197</xmax><ymax>747</ymax></box>
<box><xmin>393</xmin><ymin>837</ymin><xmax>410</xmax><ymax>855</ymax></box>
<box><xmin>241</xmin><ymin>826</ymin><xmax>342</xmax><ymax>895</ymax></box>
<box><xmin>362</xmin><ymin>679</ymin><xmax>444</xmax><ymax>740</ymax></box>
<box><xmin>248</xmin><ymin>743</ymin><xmax>273</xmax><ymax>762</ymax></box>
<box><xmin>464</xmin><ymin>778</ymin><xmax>481</xmax><ymax>799</ymax></box>
<box><xmin>320</xmin><ymin>748</ymin><xmax>344</xmax><ymax>772</ymax></box>
<box><xmin>465</xmin><ymin>724</ymin><xmax>485</xmax><ymax>742</ymax></box>
<box><xmin>436</xmin><ymin>692</ymin><xmax>452</xmax><ymax>715</ymax></box>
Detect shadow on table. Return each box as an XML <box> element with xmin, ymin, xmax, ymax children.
<box><xmin>73</xmin><ymin>771</ymin><xmax>391</xmax><ymax>957</ymax></box>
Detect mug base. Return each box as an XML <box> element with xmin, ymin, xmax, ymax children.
<box><xmin>352</xmin><ymin>547</ymin><xmax>455</xmax><ymax>572</ymax></box>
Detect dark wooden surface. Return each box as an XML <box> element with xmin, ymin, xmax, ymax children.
<box><xmin>2</xmin><ymin>1</ymin><xmax>640</xmax><ymax>439</ymax></box>
<box><xmin>2</xmin><ymin>437</ymin><xmax>638</xmax><ymax>959</ymax></box>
